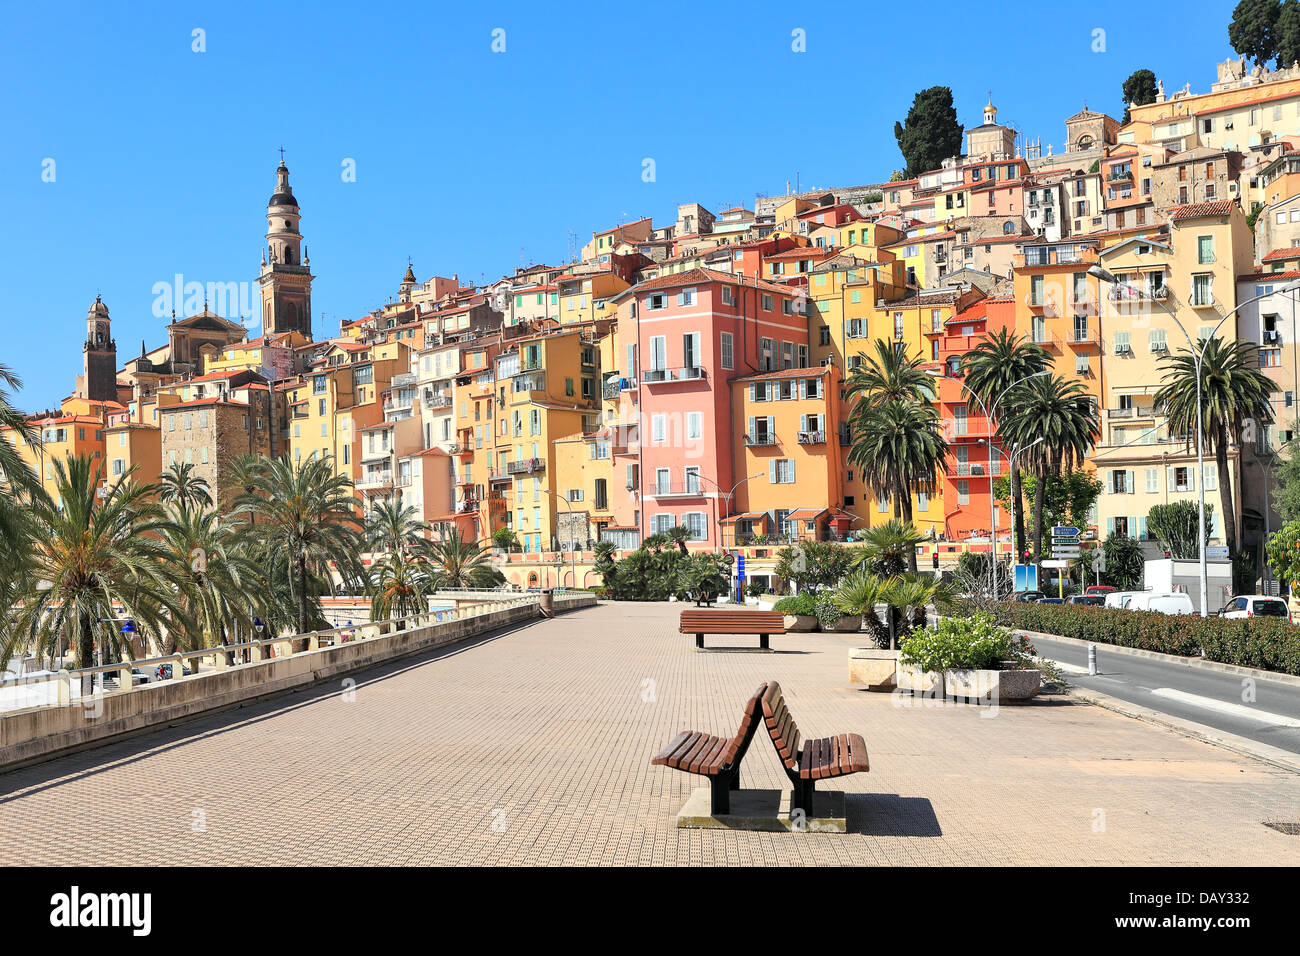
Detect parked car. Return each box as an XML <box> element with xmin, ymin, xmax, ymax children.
<box><xmin>1068</xmin><ymin>594</ymin><xmax>1106</xmax><ymax>606</ymax></box>
<box><xmin>1127</xmin><ymin>592</ymin><xmax>1195</xmax><ymax>615</ymax></box>
<box><xmin>1038</xmin><ymin>597</ymin><xmax>1066</xmax><ymax>604</ymax></box>
<box><xmin>1219</xmin><ymin>595</ymin><xmax>1290</xmax><ymax>619</ymax></box>
<box><xmin>1085</xmin><ymin>585</ymin><xmax>1116</xmax><ymax>596</ymax></box>
<box><xmin>1014</xmin><ymin>591</ymin><xmax>1045</xmax><ymax>603</ymax></box>
<box><xmin>1103</xmin><ymin>591</ymin><xmax>1142</xmax><ymax>609</ymax></box>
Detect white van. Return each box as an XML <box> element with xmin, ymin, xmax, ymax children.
<box><xmin>1103</xmin><ymin>591</ymin><xmax>1141</xmax><ymax>609</ymax></box>
<box><xmin>1127</xmin><ymin>592</ymin><xmax>1195</xmax><ymax>615</ymax></box>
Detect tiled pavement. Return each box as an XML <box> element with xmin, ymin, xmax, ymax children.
<box><xmin>2</xmin><ymin>601</ymin><xmax>1299</xmax><ymax>865</ymax></box>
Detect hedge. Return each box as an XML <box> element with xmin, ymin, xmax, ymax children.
<box><xmin>988</xmin><ymin>601</ymin><xmax>1300</xmax><ymax>676</ymax></box>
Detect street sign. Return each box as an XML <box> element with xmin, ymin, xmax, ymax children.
<box><xmin>1051</xmin><ymin>526</ymin><xmax>1081</xmax><ymax>538</ymax></box>
<box><xmin>1042</xmin><ymin>559</ymin><xmax>1071</xmax><ymax>569</ymax></box>
<box><xmin>722</xmin><ymin>552</ymin><xmax>735</xmax><ymax>566</ymax></box>
<box><xmin>1206</xmin><ymin>546</ymin><xmax>1230</xmax><ymax>560</ymax></box>
<box><xmin>1052</xmin><ymin>549</ymin><xmax>1081</xmax><ymax>558</ymax></box>
<box><xmin>737</xmin><ymin>555</ymin><xmax>746</xmax><ymax>581</ymax></box>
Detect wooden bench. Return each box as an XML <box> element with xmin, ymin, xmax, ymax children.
<box><xmin>679</xmin><ymin>610</ymin><xmax>786</xmax><ymax>650</ymax></box>
<box><xmin>650</xmin><ymin>681</ymin><xmax>769</xmax><ymax>814</ymax></box>
<box><xmin>760</xmin><ymin>681</ymin><xmax>869</xmax><ymax>815</ymax></box>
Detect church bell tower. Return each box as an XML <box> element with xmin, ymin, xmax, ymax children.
<box><xmin>257</xmin><ymin>154</ymin><xmax>314</xmax><ymax>339</ymax></box>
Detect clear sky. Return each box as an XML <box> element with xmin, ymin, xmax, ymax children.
<box><xmin>0</xmin><ymin>0</ymin><xmax>1242</xmax><ymax>409</ymax></box>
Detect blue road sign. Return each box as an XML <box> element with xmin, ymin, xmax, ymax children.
<box><xmin>1051</xmin><ymin>526</ymin><xmax>1080</xmax><ymax>538</ymax></box>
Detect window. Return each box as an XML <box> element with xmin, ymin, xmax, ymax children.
<box><xmin>649</xmin><ymin>336</ymin><xmax>667</xmax><ymax>370</ymax></box>
<box><xmin>720</xmin><ymin>332</ymin><xmax>733</xmax><ymax>369</ymax></box>
<box><xmin>957</xmin><ymin>480</ymin><xmax>969</xmax><ymax>506</ymax></box>
<box><xmin>1145</xmin><ymin>468</ymin><xmax>1158</xmax><ymax>493</ymax></box>
<box><xmin>1110</xmin><ymin>469</ymin><xmax>1133</xmax><ymax>494</ymax></box>
<box><xmin>686</xmin><ymin>412</ymin><xmax>702</xmax><ymax>440</ymax></box>
<box><xmin>1114</xmin><ymin>330</ymin><xmax>1131</xmax><ymax>354</ymax></box>
<box><xmin>683</xmin><ymin>332</ymin><xmax>701</xmax><ymax>369</ymax></box>
<box><xmin>652</xmin><ymin>414</ymin><xmax>666</xmax><ymax>443</ymax></box>
<box><xmin>647</xmin><ymin>293</ymin><xmax>666</xmax><ymax>310</ymax></box>
<box><xmin>1149</xmin><ymin>328</ymin><xmax>1167</xmax><ymax>352</ymax></box>
<box><xmin>761</xmin><ymin>294</ymin><xmax>774</xmax><ymax>311</ymax></box>
<box><xmin>770</xmin><ymin>459</ymin><xmax>796</xmax><ymax>484</ymax></box>
<box><xmin>676</xmin><ymin>288</ymin><xmax>695</xmax><ymax>307</ymax></box>
<box><xmin>819</xmin><ymin>326</ymin><xmax>831</xmax><ymax>346</ymax></box>
<box><xmin>1197</xmin><ymin>235</ymin><xmax>1215</xmax><ymax>264</ymax></box>
<box><xmin>684</xmin><ymin>512</ymin><xmax>707</xmax><ymax>541</ymax></box>
<box><xmin>721</xmin><ymin>286</ymin><xmax>735</xmax><ymax>306</ymax></box>
<box><xmin>1191</xmin><ymin>274</ymin><xmax>1213</xmax><ymax>307</ymax></box>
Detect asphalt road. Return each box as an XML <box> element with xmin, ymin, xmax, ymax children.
<box><xmin>1031</xmin><ymin>635</ymin><xmax>1300</xmax><ymax>756</ymax></box>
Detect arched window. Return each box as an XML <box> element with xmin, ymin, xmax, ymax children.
<box><xmin>1003</xmin><ymin>221</ymin><xmax>1015</xmax><ymax>234</ymax></box>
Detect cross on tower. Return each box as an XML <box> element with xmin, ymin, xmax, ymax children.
<box><xmin>278</xmin><ymin>146</ymin><xmax>285</xmax><ymax>163</ymax></box>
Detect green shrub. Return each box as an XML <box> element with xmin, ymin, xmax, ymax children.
<box><xmin>899</xmin><ymin>612</ymin><xmax>1013</xmax><ymax>672</ymax></box>
<box><xmin>773</xmin><ymin>593</ymin><xmax>817</xmax><ymax>616</ymax></box>
<box><xmin>990</xmin><ymin>600</ymin><xmax>1300</xmax><ymax>676</ymax></box>
<box><xmin>813</xmin><ymin>595</ymin><xmax>848</xmax><ymax>630</ymax></box>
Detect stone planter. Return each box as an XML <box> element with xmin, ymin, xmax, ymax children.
<box><xmin>849</xmin><ymin>648</ymin><xmax>899</xmax><ymax>691</ymax></box>
<box><xmin>897</xmin><ymin>662</ymin><xmax>943</xmax><ymax>695</ymax></box>
<box><xmin>943</xmin><ymin>667</ymin><xmax>1041</xmax><ymax>703</ymax></box>
<box><xmin>819</xmin><ymin>616</ymin><xmax>861</xmax><ymax>633</ymax></box>
<box><xmin>782</xmin><ymin>614</ymin><xmax>817</xmax><ymax>632</ymax></box>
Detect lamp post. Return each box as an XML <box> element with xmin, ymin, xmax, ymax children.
<box><xmin>978</xmin><ymin>436</ymin><xmax>1045</xmax><ymax>591</ymax></box>
<box><xmin>935</xmin><ymin>368</ymin><xmax>1050</xmax><ymax>596</ymax></box>
<box><xmin>1245</xmin><ymin>454</ymin><xmax>1276</xmax><ymax>591</ymax></box>
<box><xmin>1087</xmin><ymin>266</ymin><xmax>1300</xmax><ymax>616</ymax></box>
<box><xmin>697</xmin><ymin>472</ymin><xmax>766</xmax><ymax>551</ymax></box>
<box><xmin>252</xmin><ymin>616</ymin><xmax>265</xmax><ymax>663</ymax></box>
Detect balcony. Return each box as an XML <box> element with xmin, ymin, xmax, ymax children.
<box><xmin>355</xmin><ymin>470</ymin><xmax>393</xmax><ymax>490</ymax></box>
<box><xmin>513</xmin><ymin>372</ymin><xmax>546</xmax><ymax>392</ymax></box>
<box><xmin>602</xmin><ymin>381</ymin><xmax>621</xmax><ymax>400</ymax></box>
<box><xmin>797</xmin><ymin>430</ymin><xmax>826</xmax><ymax>445</ymax></box>
<box><xmin>838</xmin><ymin>425</ymin><xmax>852</xmax><ymax>446</ymax></box>
<box><xmin>506</xmin><ymin>457</ymin><xmax>546</xmax><ymax>476</ymax></box>
<box><xmin>642</xmin><ymin>367</ymin><xmax>675</xmax><ymax>383</ymax></box>
<box><xmin>676</xmin><ymin>365</ymin><xmax>706</xmax><ymax>381</ymax></box>
<box><xmin>649</xmin><ymin>481</ymin><xmax>706</xmax><ymax>497</ymax></box>
<box><xmin>948</xmin><ymin>460</ymin><xmax>1002</xmax><ymax>477</ymax></box>
<box><xmin>944</xmin><ymin>416</ymin><xmax>990</xmax><ymax>438</ymax></box>
<box><xmin>1109</xmin><ymin>406</ymin><xmax>1155</xmax><ymax>420</ymax></box>
<box><xmin>1068</xmin><ymin>324</ymin><xmax>1101</xmax><ymax>345</ymax></box>
<box><xmin>423</xmin><ymin>390</ymin><xmax>452</xmax><ymax>409</ymax></box>
<box><xmin>1029</xmin><ymin>330</ymin><xmax>1061</xmax><ymax>350</ymax></box>
<box><xmin>745</xmin><ymin>433</ymin><xmax>778</xmax><ymax>446</ymax></box>
<box><xmin>1016</xmin><ymin>246</ymin><xmax>1098</xmax><ymax>269</ymax></box>
<box><xmin>520</xmin><ymin>356</ymin><xmax>544</xmax><ymax>372</ymax></box>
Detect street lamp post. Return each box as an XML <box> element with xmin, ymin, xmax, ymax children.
<box><xmin>1246</xmin><ymin>454</ymin><xmax>1275</xmax><ymax>590</ymax></box>
<box><xmin>541</xmin><ymin>489</ymin><xmax>576</xmax><ymax>589</ymax></box>
<box><xmin>1088</xmin><ymin>266</ymin><xmax>1300</xmax><ymax>615</ymax></box>
<box><xmin>698</xmin><ymin>472</ymin><xmax>765</xmax><ymax>601</ymax></box>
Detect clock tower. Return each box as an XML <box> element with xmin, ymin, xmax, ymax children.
<box><xmin>257</xmin><ymin>155</ymin><xmax>314</xmax><ymax>338</ymax></box>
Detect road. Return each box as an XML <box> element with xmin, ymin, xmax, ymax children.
<box><xmin>1032</xmin><ymin>635</ymin><xmax>1300</xmax><ymax>756</ymax></box>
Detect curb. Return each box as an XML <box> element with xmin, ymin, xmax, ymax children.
<box><xmin>1067</xmin><ymin>685</ymin><xmax>1300</xmax><ymax>775</ymax></box>
<box><xmin>1014</xmin><ymin>628</ymin><xmax>1300</xmax><ymax>688</ymax></box>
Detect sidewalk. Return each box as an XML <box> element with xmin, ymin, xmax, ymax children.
<box><xmin>0</xmin><ymin>601</ymin><xmax>1297</xmax><ymax>865</ymax></box>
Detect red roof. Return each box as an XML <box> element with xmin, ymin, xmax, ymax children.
<box><xmin>787</xmin><ymin>508</ymin><xmax>828</xmax><ymax>521</ymax></box>
<box><xmin>1262</xmin><ymin>248</ymin><xmax>1300</xmax><ymax>262</ymax></box>
<box><xmin>1167</xmin><ymin>200</ymin><xmax>1236</xmax><ymax>221</ymax></box>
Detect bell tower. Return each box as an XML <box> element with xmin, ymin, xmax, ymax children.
<box><xmin>81</xmin><ymin>295</ymin><xmax>118</xmax><ymax>402</ymax></box>
<box><xmin>257</xmin><ymin>152</ymin><xmax>314</xmax><ymax>338</ymax></box>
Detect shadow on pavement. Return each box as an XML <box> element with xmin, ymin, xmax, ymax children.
<box><xmin>846</xmin><ymin>793</ymin><xmax>943</xmax><ymax>837</ymax></box>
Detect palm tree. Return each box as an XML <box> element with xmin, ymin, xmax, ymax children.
<box><xmin>844</xmin><ymin>338</ymin><xmax>935</xmax><ymax>409</ymax></box>
<box><xmin>157</xmin><ymin>503</ymin><xmax>266</xmax><ymax>656</ymax></box>
<box><xmin>233</xmin><ymin>455</ymin><xmax>366</xmax><ymax>635</ymax></box>
<box><xmin>1000</xmin><ymin>375</ymin><xmax>1099</xmax><ymax>577</ymax></box>
<box><xmin>885</xmin><ymin>573</ymin><xmax>958</xmax><ymax>632</ymax></box>
<box><xmin>423</xmin><ymin>526</ymin><xmax>497</xmax><ymax>588</ymax></box>
<box><xmin>960</xmin><ymin>329</ymin><xmax>1050</xmax><ymax>557</ymax></box>
<box><xmin>1154</xmin><ymin>338</ymin><xmax>1277</xmax><ymax>553</ymax></box>
<box><xmin>664</xmin><ymin>525</ymin><xmax>691</xmax><ymax>555</ymax></box>
<box><xmin>855</xmin><ymin>518</ymin><xmax>927</xmax><ymax>576</ymax></box>
<box><xmin>365</xmin><ymin>500</ymin><xmax>429</xmax><ymax>556</ymax></box>
<box><xmin>833</xmin><ymin>570</ymin><xmax>894</xmax><ymax>647</ymax></box>
<box><xmin>0</xmin><ymin>365</ymin><xmax>38</xmax><ymax>603</ymax></box>
<box><xmin>222</xmin><ymin>453</ymin><xmax>268</xmax><ymax>526</ymax></box>
<box><xmin>3</xmin><ymin>457</ymin><xmax>190</xmax><ymax>687</ymax></box>
<box><xmin>368</xmin><ymin>551</ymin><xmax>437</xmax><ymax>626</ymax></box>
<box><xmin>847</xmin><ymin>400</ymin><xmax>947</xmax><ymax>572</ymax></box>
<box><xmin>157</xmin><ymin>461</ymin><xmax>213</xmax><ymax>513</ymax></box>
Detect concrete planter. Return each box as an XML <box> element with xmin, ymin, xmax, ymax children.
<box><xmin>849</xmin><ymin>648</ymin><xmax>899</xmax><ymax>690</ymax></box>
<box><xmin>943</xmin><ymin>667</ymin><xmax>1041</xmax><ymax>703</ymax></box>
<box><xmin>897</xmin><ymin>662</ymin><xmax>943</xmax><ymax>695</ymax></box>
<box><xmin>819</xmin><ymin>616</ymin><xmax>861</xmax><ymax>633</ymax></box>
<box><xmin>782</xmin><ymin>614</ymin><xmax>817</xmax><ymax>632</ymax></box>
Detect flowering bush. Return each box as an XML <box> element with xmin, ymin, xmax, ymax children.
<box><xmin>773</xmin><ymin>593</ymin><xmax>817</xmax><ymax>616</ymax></box>
<box><xmin>898</xmin><ymin>612</ymin><xmax>1014</xmax><ymax>672</ymax></box>
<box><xmin>813</xmin><ymin>594</ymin><xmax>850</xmax><ymax>630</ymax></box>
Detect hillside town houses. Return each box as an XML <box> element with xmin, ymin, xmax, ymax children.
<box><xmin>12</xmin><ymin>56</ymin><xmax>1300</xmax><ymax>590</ymax></box>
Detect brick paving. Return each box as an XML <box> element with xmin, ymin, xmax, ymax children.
<box><xmin>1</xmin><ymin>601</ymin><xmax>1299</xmax><ymax>865</ymax></box>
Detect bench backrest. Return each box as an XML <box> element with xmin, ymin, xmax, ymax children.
<box><xmin>720</xmin><ymin>681</ymin><xmax>770</xmax><ymax>766</ymax></box>
<box><xmin>761</xmin><ymin>681</ymin><xmax>801</xmax><ymax>771</ymax></box>
<box><xmin>679</xmin><ymin>610</ymin><xmax>785</xmax><ymax>629</ymax></box>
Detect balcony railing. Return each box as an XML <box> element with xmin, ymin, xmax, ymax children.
<box><xmin>356</xmin><ymin>471</ymin><xmax>393</xmax><ymax>488</ymax></box>
<box><xmin>602</xmin><ymin>382</ymin><xmax>621</xmax><ymax>399</ymax></box>
<box><xmin>745</xmin><ymin>433</ymin><xmax>778</xmax><ymax>446</ymax></box>
<box><xmin>1109</xmin><ymin>406</ymin><xmax>1155</xmax><ymax>419</ymax></box>
<box><xmin>513</xmin><ymin>373</ymin><xmax>546</xmax><ymax>392</ymax></box>
<box><xmin>1068</xmin><ymin>325</ymin><xmax>1100</xmax><ymax>344</ymax></box>
<box><xmin>676</xmin><ymin>365</ymin><xmax>706</xmax><ymax>381</ymax></box>
<box><xmin>649</xmin><ymin>481</ymin><xmax>706</xmax><ymax>497</ymax></box>
<box><xmin>506</xmin><ymin>457</ymin><xmax>546</xmax><ymax>475</ymax></box>
<box><xmin>423</xmin><ymin>391</ymin><xmax>452</xmax><ymax>408</ymax></box>
<box><xmin>948</xmin><ymin>461</ymin><xmax>1002</xmax><ymax>477</ymax></box>
<box><xmin>642</xmin><ymin>367</ymin><xmax>674</xmax><ymax>383</ymax></box>
<box><xmin>797</xmin><ymin>430</ymin><xmax>826</xmax><ymax>445</ymax></box>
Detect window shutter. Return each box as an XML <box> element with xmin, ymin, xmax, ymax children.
<box><xmin>1102</xmin><ymin>471</ymin><xmax>1110</xmax><ymax>493</ymax></box>
<box><xmin>1187</xmin><ymin>470</ymin><xmax>1195</xmax><ymax>491</ymax></box>
<box><xmin>1168</xmin><ymin>469</ymin><xmax>1176</xmax><ymax>492</ymax></box>
<box><xmin>748</xmin><ymin>416</ymin><xmax>755</xmax><ymax>440</ymax></box>
<box><xmin>1138</xmin><ymin>517</ymin><xmax>1148</xmax><ymax>540</ymax></box>
<box><xmin>767</xmin><ymin>416</ymin><xmax>775</xmax><ymax>435</ymax></box>
<box><xmin>749</xmin><ymin>384</ymin><xmax>756</xmax><ymax>402</ymax></box>
<box><xmin>789</xmin><ymin>459</ymin><xmax>796</xmax><ymax>484</ymax></box>
<box><xmin>799</xmin><ymin>379</ymin><xmax>808</xmax><ymax>400</ymax></box>
<box><xmin>769</xmin><ymin>460</ymin><xmax>777</xmax><ymax>483</ymax></box>
<box><xmin>1106</xmin><ymin>517</ymin><xmax>1115</xmax><ymax>537</ymax></box>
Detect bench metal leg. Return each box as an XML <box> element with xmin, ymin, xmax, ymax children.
<box><xmin>759</xmin><ymin>633</ymin><xmax>769</xmax><ymax>650</ymax></box>
<box><xmin>790</xmin><ymin>778</ymin><xmax>815</xmax><ymax>817</ymax></box>
<box><xmin>696</xmin><ymin>633</ymin><xmax>704</xmax><ymax>649</ymax></box>
<box><xmin>709</xmin><ymin>774</ymin><xmax>731</xmax><ymax>815</ymax></box>
<box><xmin>729</xmin><ymin>768</ymin><xmax>741</xmax><ymax>790</ymax></box>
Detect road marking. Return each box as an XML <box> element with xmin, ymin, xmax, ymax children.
<box><xmin>1149</xmin><ymin>687</ymin><xmax>1300</xmax><ymax>729</ymax></box>
<box><xmin>1048</xmin><ymin>659</ymin><xmax>1090</xmax><ymax>675</ymax></box>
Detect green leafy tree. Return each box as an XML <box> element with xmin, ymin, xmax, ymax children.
<box><xmin>368</xmin><ymin>551</ymin><xmax>437</xmax><ymax>625</ymax></box>
<box><xmin>233</xmin><ymin>455</ymin><xmax>366</xmax><ymax>635</ymax></box>
<box><xmin>1278</xmin><ymin>0</ymin><xmax>1300</xmax><ymax>67</ymax></box>
<box><xmin>1273</xmin><ymin>426</ymin><xmax>1300</xmax><ymax>521</ymax></box>
<box><xmin>492</xmin><ymin>527</ymin><xmax>522</xmax><ymax>553</ymax></box>
<box><xmin>1121</xmin><ymin>69</ymin><xmax>1158</xmax><ymax>124</ymax></box>
<box><xmin>992</xmin><ymin>470</ymin><xmax>1101</xmax><ymax>537</ymax></box>
<box><xmin>1266</xmin><ymin>518</ymin><xmax>1300</xmax><ymax>590</ymax></box>
<box><xmin>1102</xmin><ymin>534</ymin><xmax>1145</xmax><ymax>590</ymax></box>
<box><xmin>1000</xmin><ymin>375</ymin><xmax>1099</xmax><ymax>575</ymax></box>
<box><xmin>1147</xmin><ymin>500</ymin><xmax>1215</xmax><ymax>559</ymax></box>
<box><xmin>364</xmin><ymin>500</ymin><xmax>429</xmax><ymax>556</ymax></box>
<box><xmin>422</xmin><ymin>526</ymin><xmax>499</xmax><ymax>588</ymax></box>
<box><xmin>844</xmin><ymin>339</ymin><xmax>935</xmax><ymax>409</ymax></box>
<box><xmin>157</xmin><ymin>461</ymin><xmax>213</xmax><ymax>513</ymax></box>
<box><xmin>960</xmin><ymin>329</ymin><xmax>1050</xmax><ymax>557</ymax></box>
<box><xmin>894</xmin><ymin>86</ymin><xmax>963</xmax><ymax>179</ymax></box>
<box><xmin>1229</xmin><ymin>0</ymin><xmax>1281</xmax><ymax>65</ymax></box>
<box><xmin>0</xmin><ymin>365</ymin><xmax>38</xmax><ymax>605</ymax></box>
<box><xmin>774</xmin><ymin>541</ymin><xmax>854</xmax><ymax>594</ymax></box>
<box><xmin>855</xmin><ymin>519</ymin><xmax>926</xmax><ymax>576</ymax></box>
<box><xmin>676</xmin><ymin>553</ymin><xmax>729</xmax><ymax>604</ymax></box>
<box><xmin>1154</xmin><ymin>339</ymin><xmax>1277</xmax><ymax>552</ymax></box>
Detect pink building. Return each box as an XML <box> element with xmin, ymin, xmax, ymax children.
<box><xmin>609</xmin><ymin>268</ymin><xmax>809</xmax><ymax>549</ymax></box>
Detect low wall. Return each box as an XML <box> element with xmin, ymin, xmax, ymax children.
<box><xmin>0</xmin><ymin>593</ymin><xmax>596</xmax><ymax>773</ymax></box>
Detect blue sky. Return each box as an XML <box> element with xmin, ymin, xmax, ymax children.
<box><xmin>0</xmin><ymin>0</ymin><xmax>1241</xmax><ymax>409</ymax></box>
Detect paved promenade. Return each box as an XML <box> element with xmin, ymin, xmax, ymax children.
<box><xmin>1</xmin><ymin>601</ymin><xmax>1298</xmax><ymax>865</ymax></box>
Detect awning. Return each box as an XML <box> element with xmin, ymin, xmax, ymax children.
<box><xmin>787</xmin><ymin>508</ymin><xmax>828</xmax><ymax>521</ymax></box>
<box><xmin>720</xmin><ymin>512</ymin><xmax>768</xmax><ymax>524</ymax></box>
